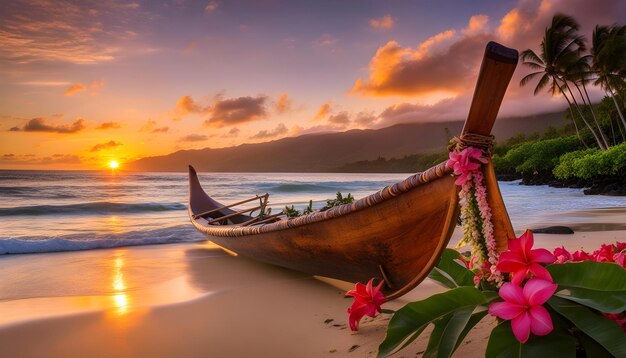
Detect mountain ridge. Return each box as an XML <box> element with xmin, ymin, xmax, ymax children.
<box><xmin>128</xmin><ymin>111</ymin><xmax>567</xmax><ymax>172</ymax></box>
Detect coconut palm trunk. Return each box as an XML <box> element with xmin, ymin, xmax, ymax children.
<box><xmin>578</xmin><ymin>81</ymin><xmax>610</xmax><ymax>148</ymax></box>
<box><xmin>608</xmin><ymin>88</ymin><xmax>626</xmax><ymax>131</ymax></box>
<box><xmin>562</xmin><ymin>79</ymin><xmax>606</xmax><ymax>149</ymax></box>
<box><xmin>560</xmin><ymin>86</ymin><xmax>589</xmax><ymax>147</ymax></box>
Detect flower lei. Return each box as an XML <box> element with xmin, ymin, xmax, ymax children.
<box><xmin>448</xmin><ymin>146</ymin><xmax>503</xmax><ymax>285</ymax></box>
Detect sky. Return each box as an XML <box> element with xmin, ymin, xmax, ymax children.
<box><xmin>0</xmin><ymin>0</ymin><xmax>624</xmax><ymax>170</ymax></box>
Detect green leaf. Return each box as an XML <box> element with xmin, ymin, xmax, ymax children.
<box><xmin>428</xmin><ymin>249</ymin><xmax>475</xmax><ymax>289</ymax></box>
<box><xmin>486</xmin><ymin>320</ymin><xmax>576</xmax><ymax>358</ymax></box>
<box><xmin>377</xmin><ymin>287</ymin><xmax>488</xmax><ymax>358</ymax></box>
<box><xmin>424</xmin><ymin>306</ymin><xmax>474</xmax><ymax>358</ymax></box>
<box><xmin>453</xmin><ymin>308</ymin><xmax>489</xmax><ymax>351</ymax></box>
<box><xmin>578</xmin><ymin>332</ymin><xmax>613</xmax><ymax>358</ymax></box>
<box><xmin>555</xmin><ymin>287</ymin><xmax>626</xmax><ymax>313</ymax></box>
<box><xmin>547</xmin><ymin>261</ymin><xmax>626</xmax><ymax>291</ymax></box>
<box><xmin>547</xmin><ymin>296</ymin><xmax>626</xmax><ymax>357</ymax></box>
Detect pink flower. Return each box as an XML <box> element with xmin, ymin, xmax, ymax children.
<box><xmin>553</xmin><ymin>246</ymin><xmax>572</xmax><ymax>263</ymax></box>
<box><xmin>346</xmin><ymin>278</ymin><xmax>385</xmax><ymax>331</ymax></box>
<box><xmin>572</xmin><ymin>250</ymin><xmax>593</xmax><ymax>262</ymax></box>
<box><xmin>447</xmin><ymin>147</ymin><xmax>487</xmax><ymax>185</ymax></box>
<box><xmin>616</xmin><ymin>242</ymin><xmax>626</xmax><ymax>252</ymax></box>
<box><xmin>489</xmin><ymin>279</ymin><xmax>557</xmax><ymax>343</ymax></box>
<box><xmin>496</xmin><ymin>230</ymin><xmax>556</xmax><ymax>285</ymax></box>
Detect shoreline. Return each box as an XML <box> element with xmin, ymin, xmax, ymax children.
<box><xmin>1</xmin><ymin>207</ymin><xmax>625</xmax><ymax>357</ymax></box>
<box><xmin>497</xmin><ymin>173</ymin><xmax>626</xmax><ymax>196</ymax></box>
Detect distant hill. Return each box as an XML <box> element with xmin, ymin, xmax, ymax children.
<box><xmin>128</xmin><ymin>111</ymin><xmax>567</xmax><ymax>172</ymax></box>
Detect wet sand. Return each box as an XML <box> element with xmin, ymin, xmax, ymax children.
<box><xmin>0</xmin><ymin>207</ymin><xmax>624</xmax><ymax>358</ymax></box>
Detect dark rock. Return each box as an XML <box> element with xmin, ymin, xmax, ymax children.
<box><xmin>496</xmin><ymin>173</ymin><xmax>521</xmax><ymax>181</ymax></box>
<box><xmin>348</xmin><ymin>345</ymin><xmax>360</xmax><ymax>352</ymax></box>
<box><xmin>532</xmin><ymin>226</ymin><xmax>574</xmax><ymax>234</ymax></box>
<box><xmin>324</xmin><ymin>319</ymin><xmax>334</xmax><ymax>324</ymax></box>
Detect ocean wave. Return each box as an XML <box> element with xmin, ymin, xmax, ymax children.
<box><xmin>269</xmin><ymin>184</ymin><xmax>340</xmax><ymax>192</ymax></box>
<box><xmin>0</xmin><ymin>225</ymin><xmax>205</xmax><ymax>255</ymax></box>
<box><xmin>0</xmin><ymin>202</ymin><xmax>187</xmax><ymax>216</ymax></box>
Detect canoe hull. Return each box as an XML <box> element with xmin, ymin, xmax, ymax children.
<box><xmin>191</xmin><ymin>174</ymin><xmax>459</xmax><ymax>299</ymax></box>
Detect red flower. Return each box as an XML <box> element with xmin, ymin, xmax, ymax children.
<box><xmin>572</xmin><ymin>250</ymin><xmax>593</xmax><ymax>261</ymax></box>
<box><xmin>346</xmin><ymin>278</ymin><xmax>385</xmax><ymax>331</ymax></box>
<box><xmin>593</xmin><ymin>244</ymin><xmax>615</xmax><ymax>262</ymax></box>
<box><xmin>496</xmin><ymin>230</ymin><xmax>556</xmax><ymax>285</ymax></box>
<box><xmin>553</xmin><ymin>246</ymin><xmax>572</xmax><ymax>263</ymax></box>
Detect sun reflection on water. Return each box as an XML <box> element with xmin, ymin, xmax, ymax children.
<box><xmin>111</xmin><ymin>254</ymin><xmax>130</xmax><ymax>315</ymax></box>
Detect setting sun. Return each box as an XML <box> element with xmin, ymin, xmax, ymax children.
<box><xmin>108</xmin><ymin>160</ymin><xmax>119</xmax><ymax>170</ymax></box>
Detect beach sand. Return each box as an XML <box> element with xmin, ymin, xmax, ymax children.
<box><xmin>1</xmin><ymin>208</ymin><xmax>624</xmax><ymax>358</ymax></box>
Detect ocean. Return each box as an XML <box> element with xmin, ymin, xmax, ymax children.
<box><xmin>1</xmin><ymin>170</ymin><xmax>625</xmax><ymax>255</ymax></box>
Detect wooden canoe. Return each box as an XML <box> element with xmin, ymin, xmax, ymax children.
<box><xmin>188</xmin><ymin>41</ymin><xmax>518</xmax><ymax>300</ymax></box>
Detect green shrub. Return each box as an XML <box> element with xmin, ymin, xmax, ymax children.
<box><xmin>498</xmin><ymin>136</ymin><xmax>582</xmax><ymax>175</ymax></box>
<box><xmin>282</xmin><ymin>205</ymin><xmax>301</xmax><ymax>218</ymax></box>
<box><xmin>321</xmin><ymin>192</ymin><xmax>354</xmax><ymax>211</ymax></box>
<box><xmin>554</xmin><ymin>142</ymin><xmax>626</xmax><ymax>179</ymax></box>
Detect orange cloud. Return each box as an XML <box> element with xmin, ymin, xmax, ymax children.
<box><xmin>327</xmin><ymin>112</ymin><xmax>350</xmax><ymax>128</ymax></box>
<box><xmin>64</xmin><ymin>80</ymin><xmax>105</xmax><ymax>96</ymax></box>
<box><xmin>179</xmin><ymin>134</ymin><xmax>208</xmax><ymax>142</ymax></box>
<box><xmin>0</xmin><ymin>153</ymin><xmax>81</xmax><ymax>165</ymax></box>
<box><xmin>204</xmin><ymin>96</ymin><xmax>267</xmax><ymax>127</ymax></box>
<box><xmin>90</xmin><ymin>140</ymin><xmax>122</xmax><ymax>152</ymax></box>
<box><xmin>222</xmin><ymin>128</ymin><xmax>240</xmax><ymax>138</ymax></box>
<box><xmin>275</xmin><ymin>93</ymin><xmax>292</xmax><ymax>114</ymax></box>
<box><xmin>0</xmin><ymin>1</ymin><xmax>143</xmax><ymax>64</ymax></box>
<box><xmin>314</xmin><ymin>101</ymin><xmax>332</xmax><ymax>121</ymax></box>
<box><xmin>65</xmin><ymin>83</ymin><xmax>85</xmax><ymax>96</ymax></box>
<box><xmin>140</xmin><ymin>119</ymin><xmax>169</xmax><ymax>133</ymax></box>
<box><xmin>369</xmin><ymin>15</ymin><xmax>394</xmax><ymax>30</ymax></box>
<box><xmin>175</xmin><ymin>95</ymin><xmax>208</xmax><ymax>115</ymax></box>
<box><xmin>9</xmin><ymin>117</ymin><xmax>85</xmax><ymax>134</ymax></box>
<box><xmin>151</xmin><ymin>126</ymin><xmax>169</xmax><ymax>133</ymax></box>
<box><xmin>354</xmin><ymin>111</ymin><xmax>377</xmax><ymax>127</ymax></box>
<box><xmin>96</xmin><ymin>122</ymin><xmax>121</xmax><ymax>130</ymax></box>
<box><xmin>464</xmin><ymin>15</ymin><xmax>489</xmax><ymax>36</ymax></box>
<box><xmin>250</xmin><ymin>123</ymin><xmax>288</xmax><ymax>139</ymax></box>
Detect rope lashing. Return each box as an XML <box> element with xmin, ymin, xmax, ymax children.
<box><xmin>448</xmin><ymin>132</ymin><xmax>495</xmax><ymax>152</ymax></box>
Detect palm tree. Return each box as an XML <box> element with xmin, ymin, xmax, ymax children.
<box><xmin>520</xmin><ymin>14</ymin><xmax>606</xmax><ymax>149</ymax></box>
<box><xmin>567</xmin><ymin>55</ymin><xmax>611</xmax><ymax>147</ymax></box>
<box><xmin>591</xmin><ymin>24</ymin><xmax>626</xmax><ymax>135</ymax></box>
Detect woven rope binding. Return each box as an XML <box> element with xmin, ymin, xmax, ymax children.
<box><xmin>448</xmin><ymin>132</ymin><xmax>495</xmax><ymax>152</ymax></box>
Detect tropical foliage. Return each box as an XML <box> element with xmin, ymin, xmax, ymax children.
<box><xmin>554</xmin><ymin>141</ymin><xmax>626</xmax><ymax>179</ymax></box>
<box><xmin>281</xmin><ymin>193</ymin><xmax>354</xmax><ymax>217</ymax></box>
<box><xmin>520</xmin><ymin>14</ymin><xmax>626</xmax><ymax>150</ymax></box>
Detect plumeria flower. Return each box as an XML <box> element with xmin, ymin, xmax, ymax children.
<box><xmin>346</xmin><ymin>278</ymin><xmax>385</xmax><ymax>331</ymax></box>
<box><xmin>553</xmin><ymin>246</ymin><xmax>572</xmax><ymax>263</ymax></box>
<box><xmin>593</xmin><ymin>244</ymin><xmax>615</xmax><ymax>262</ymax></box>
<box><xmin>489</xmin><ymin>279</ymin><xmax>557</xmax><ymax>343</ymax></box>
<box><xmin>447</xmin><ymin>147</ymin><xmax>487</xmax><ymax>185</ymax></box>
<box><xmin>572</xmin><ymin>250</ymin><xmax>593</xmax><ymax>262</ymax></box>
<box><xmin>496</xmin><ymin>230</ymin><xmax>556</xmax><ymax>285</ymax></box>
